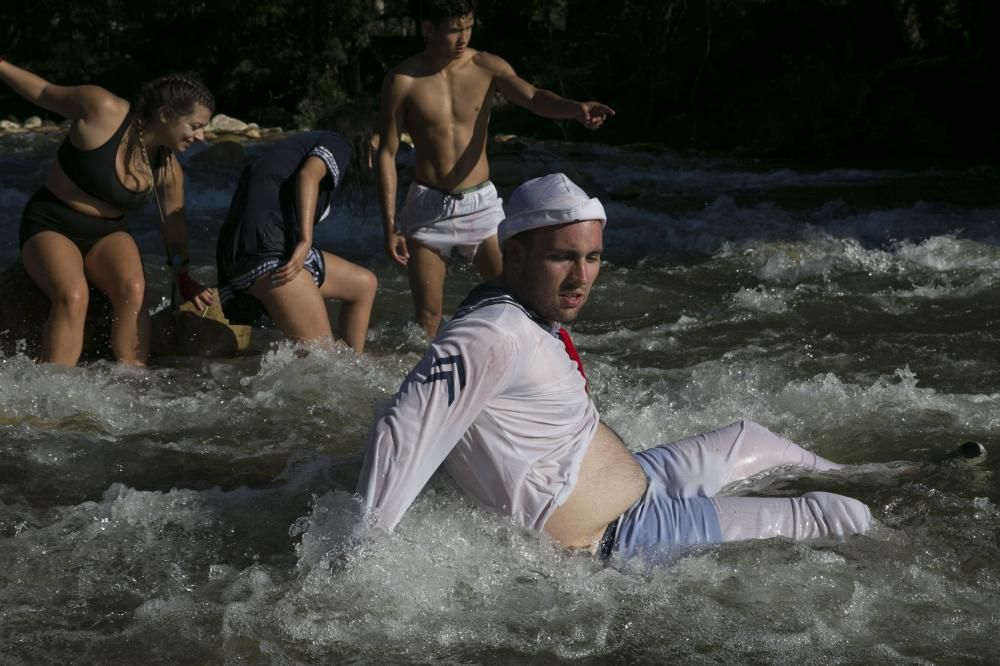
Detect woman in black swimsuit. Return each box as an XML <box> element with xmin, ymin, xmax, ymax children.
<box><xmin>0</xmin><ymin>58</ymin><xmax>213</xmax><ymax>366</ymax></box>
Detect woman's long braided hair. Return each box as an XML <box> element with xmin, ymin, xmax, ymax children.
<box><xmin>126</xmin><ymin>74</ymin><xmax>215</xmax><ymax>192</ymax></box>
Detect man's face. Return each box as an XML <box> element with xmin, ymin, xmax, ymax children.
<box><xmin>425</xmin><ymin>13</ymin><xmax>474</xmax><ymax>59</ymax></box>
<box><xmin>505</xmin><ymin>220</ymin><xmax>604</xmax><ymax>324</ymax></box>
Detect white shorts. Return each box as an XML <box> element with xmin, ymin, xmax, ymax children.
<box><xmin>397</xmin><ymin>181</ymin><xmax>504</xmax><ymax>261</ymax></box>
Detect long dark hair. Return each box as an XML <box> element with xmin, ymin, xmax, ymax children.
<box><xmin>314</xmin><ymin>103</ymin><xmax>375</xmax><ymax>212</ymax></box>
<box><xmin>127</xmin><ymin>74</ymin><xmax>215</xmax><ymax>190</ymax></box>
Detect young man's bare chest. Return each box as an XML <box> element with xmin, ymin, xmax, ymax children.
<box><xmin>405</xmin><ymin>62</ymin><xmax>494</xmax><ymax>129</ymax></box>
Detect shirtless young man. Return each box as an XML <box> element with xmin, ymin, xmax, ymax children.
<box><xmin>378</xmin><ymin>0</ymin><xmax>615</xmax><ymax>336</ymax></box>
<box><xmin>358</xmin><ymin>173</ymin><xmax>872</xmax><ymax>564</ymax></box>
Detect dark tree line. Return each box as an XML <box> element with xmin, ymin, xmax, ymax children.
<box><xmin>2</xmin><ymin>0</ymin><xmax>998</xmax><ymax>158</ymax></box>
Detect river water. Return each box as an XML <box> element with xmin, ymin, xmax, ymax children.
<box><xmin>1</xmin><ymin>133</ymin><xmax>998</xmax><ymax>663</ymax></box>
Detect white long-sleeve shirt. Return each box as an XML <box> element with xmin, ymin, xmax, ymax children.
<box><xmin>357</xmin><ymin>285</ymin><xmax>599</xmax><ymax>532</ymax></box>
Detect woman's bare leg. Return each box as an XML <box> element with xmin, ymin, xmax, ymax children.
<box><xmin>248</xmin><ymin>269</ymin><xmax>334</xmax><ymax>344</ymax></box>
<box><xmin>85</xmin><ymin>231</ymin><xmax>149</xmax><ymax>366</ymax></box>
<box><xmin>20</xmin><ymin>231</ymin><xmax>89</xmax><ymax>366</ymax></box>
<box><xmin>319</xmin><ymin>251</ymin><xmax>377</xmax><ymax>353</ymax></box>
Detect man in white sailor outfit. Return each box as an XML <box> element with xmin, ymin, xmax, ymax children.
<box><xmin>358</xmin><ymin>173</ymin><xmax>871</xmax><ymax>563</ymax></box>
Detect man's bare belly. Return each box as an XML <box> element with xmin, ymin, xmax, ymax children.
<box><xmin>410</xmin><ymin>120</ymin><xmax>491</xmax><ymax>192</ymax></box>
<box><xmin>412</xmin><ymin>149</ymin><xmax>490</xmax><ymax>192</ymax></box>
<box><xmin>543</xmin><ymin>422</ymin><xmax>648</xmax><ymax>551</ymax></box>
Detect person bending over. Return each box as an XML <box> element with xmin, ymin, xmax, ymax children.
<box><xmin>0</xmin><ymin>59</ymin><xmax>214</xmax><ymax>366</ymax></box>
<box><xmin>378</xmin><ymin>0</ymin><xmax>615</xmax><ymax>337</ymax></box>
<box><xmin>215</xmin><ymin>106</ymin><xmax>377</xmax><ymax>352</ymax></box>
<box><xmin>358</xmin><ymin>173</ymin><xmax>871</xmax><ymax>564</ymax></box>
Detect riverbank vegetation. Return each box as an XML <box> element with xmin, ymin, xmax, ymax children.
<box><xmin>2</xmin><ymin>0</ymin><xmax>997</xmax><ymax>159</ymax></box>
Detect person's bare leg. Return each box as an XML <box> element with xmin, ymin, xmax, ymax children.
<box><xmin>20</xmin><ymin>231</ymin><xmax>89</xmax><ymax>366</ymax></box>
<box><xmin>472</xmin><ymin>235</ymin><xmax>502</xmax><ymax>280</ymax></box>
<box><xmin>407</xmin><ymin>241</ymin><xmax>447</xmax><ymax>337</ymax></box>
<box><xmin>248</xmin><ymin>269</ymin><xmax>333</xmax><ymax>344</ymax></box>
<box><xmin>318</xmin><ymin>251</ymin><xmax>376</xmax><ymax>353</ymax></box>
<box><xmin>85</xmin><ymin>231</ymin><xmax>149</xmax><ymax>366</ymax></box>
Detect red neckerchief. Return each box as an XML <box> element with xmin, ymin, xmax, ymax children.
<box><xmin>453</xmin><ymin>283</ymin><xmax>590</xmax><ymax>392</ymax></box>
<box><xmin>558</xmin><ymin>327</ymin><xmax>588</xmax><ymax>392</ymax></box>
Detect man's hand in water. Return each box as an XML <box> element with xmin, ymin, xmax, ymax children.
<box><xmin>576</xmin><ymin>102</ymin><xmax>616</xmax><ymax>130</ymax></box>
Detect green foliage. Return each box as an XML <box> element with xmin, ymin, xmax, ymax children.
<box><xmin>3</xmin><ymin>0</ymin><xmax>998</xmax><ymax>157</ymax></box>
<box><xmin>472</xmin><ymin>0</ymin><xmax>1000</xmax><ymax>157</ymax></box>
<box><xmin>1</xmin><ymin>0</ymin><xmax>382</xmax><ymax>127</ymax></box>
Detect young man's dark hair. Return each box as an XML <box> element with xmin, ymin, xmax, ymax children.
<box><xmin>421</xmin><ymin>0</ymin><xmax>476</xmax><ymax>25</ymax></box>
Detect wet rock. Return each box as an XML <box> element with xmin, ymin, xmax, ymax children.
<box><xmin>36</xmin><ymin>122</ymin><xmax>64</xmax><ymax>134</ymax></box>
<box><xmin>0</xmin><ymin>119</ymin><xmax>21</xmax><ymax>131</ymax></box>
<box><xmin>489</xmin><ymin>155</ymin><xmax>524</xmax><ymax>187</ymax></box>
<box><xmin>22</xmin><ymin>116</ymin><xmax>42</xmax><ymax>129</ymax></box>
<box><xmin>37</xmin><ymin>119</ymin><xmax>62</xmax><ymax>133</ymax></box>
<box><xmin>520</xmin><ymin>155</ymin><xmax>581</xmax><ymax>183</ymax></box>
<box><xmin>189</xmin><ymin>140</ymin><xmax>245</xmax><ymax>167</ymax></box>
<box><xmin>561</xmin><ymin>142</ymin><xmax>617</xmax><ymax>160</ymax></box>
<box><xmin>609</xmin><ymin>185</ymin><xmax>642</xmax><ymax>201</ymax></box>
<box><xmin>213</xmin><ymin>132</ymin><xmax>248</xmax><ymax>143</ymax></box>
<box><xmin>150</xmin><ymin>299</ymin><xmax>251</xmax><ymax>358</ymax></box>
<box><xmin>208</xmin><ymin>114</ymin><xmax>249</xmax><ymax>132</ymax></box>
<box><xmin>561</xmin><ymin>166</ymin><xmax>590</xmax><ymax>189</ymax></box>
<box><xmin>244</xmin><ymin>128</ymin><xmax>262</xmax><ymax>140</ymax></box>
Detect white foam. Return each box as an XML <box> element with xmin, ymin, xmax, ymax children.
<box><xmin>3</xmin><ymin>141</ymin><xmax>998</xmax><ymax>663</ymax></box>
<box><xmin>730</xmin><ymin>285</ymin><xmax>791</xmax><ymax>314</ymax></box>
<box><xmin>598</xmin><ymin>360</ymin><xmax>1000</xmax><ymax>460</ymax></box>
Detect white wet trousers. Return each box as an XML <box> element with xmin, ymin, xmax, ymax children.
<box><xmin>614</xmin><ymin>420</ymin><xmax>872</xmax><ymax>560</ymax></box>
<box><xmin>651</xmin><ymin>419</ymin><xmax>871</xmax><ymax>541</ymax></box>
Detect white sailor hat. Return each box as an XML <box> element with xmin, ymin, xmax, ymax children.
<box><xmin>497</xmin><ymin>173</ymin><xmax>606</xmax><ymax>244</ymax></box>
